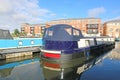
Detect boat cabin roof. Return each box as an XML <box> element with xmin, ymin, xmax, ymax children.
<box><xmin>43</xmin><ymin>24</ymin><xmax>83</xmax><ymax>41</ymax></box>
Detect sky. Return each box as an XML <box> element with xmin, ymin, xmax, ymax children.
<box><xmin>0</xmin><ymin>0</ymin><xmax>120</xmax><ymax>32</ymax></box>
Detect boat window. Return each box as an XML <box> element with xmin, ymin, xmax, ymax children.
<box><xmin>94</xmin><ymin>38</ymin><xmax>97</xmax><ymax>45</ymax></box>
<box><xmin>73</xmin><ymin>29</ymin><xmax>79</xmax><ymax>36</ymax></box>
<box><xmin>18</xmin><ymin>41</ymin><xmax>23</xmax><ymax>46</ymax></box>
<box><xmin>102</xmin><ymin>39</ymin><xmax>104</xmax><ymax>43</ymax></box>
<box><xmin>85</xmin><ymin>40</ymin><xmax>90</xmax><ymax>46</ymax></box>
<box><xmin>31</xmin><ymin>40</ymin><xmax>34</xmax><ymax>45</ymax></box>
<box><xmin>48</xmin><ymin>30</ymin><xmax>53</xmax><ymax>36</ymax></box>
<box><xmin>45</xmin><ymin>30</ymin><xmax>53</xmax><ymax>36</ymax></box>
<box><xmin>65</xmin><ymin>28</ymin><xmax>72</xmax><ymax>35</ymax></box>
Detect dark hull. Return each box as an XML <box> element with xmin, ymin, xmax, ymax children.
<box><xmin>42</xmin><ymin>51</ymin><xmax>87</xmax><ymax>63</ymax></box>
<box><xmin>41</xmin><ymin>42</ymin><xmax>115</xmax><ymax>62</ymax></box>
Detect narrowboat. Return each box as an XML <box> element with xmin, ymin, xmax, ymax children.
<box><xmin>41</xmin><ymin>24</ymin><xmax>115</xmax><ymax>61</ymax></box>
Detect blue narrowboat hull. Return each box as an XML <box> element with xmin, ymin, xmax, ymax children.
<box><xmin>41</xmin><ymin>42</ymin><xmax>115</xmax><ymax>62</ymax></box>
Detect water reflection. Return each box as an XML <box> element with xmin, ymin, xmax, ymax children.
<box><xmin>80</xmin><ymin>42</ymin><xmax>120</xmax><ymax>80</ymax></box>
<box><xmin>0</xmin><ymin>53</ymin><xmax>40</xmax><ymax>66</ymax></box>
<box><xmin>40</xmin><ymin>49</ymin><xmax>110</xmax><ymax>80</ymax></box>
<box><xmin>0</xmin><ymin>61</ymin><xmax>44</xmax><ymax>80</ymax></box>
<box><xmin>0</xmin><ymin>67</ymin><xmax>13</xmax><ymax>78</ymax></box>
<box><xmin>0</xmin><ymin>54</ymin><xmax>43</xmax><ymax>80</ymax></box>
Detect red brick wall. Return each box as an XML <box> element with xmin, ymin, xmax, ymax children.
<box><xmin>46</xmin><ymin>18</ymin><xmax>101</xmax><ymax>36</ymax></box>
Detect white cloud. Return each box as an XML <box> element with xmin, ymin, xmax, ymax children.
<box><xmin>114</xmin><ymin>16</ymin><xmax>120</xmax><ymax>19</ymax></box>
<box><xmin>103</xmin><ymin>16</ymin><xmax>120</xmax><ymax>23</ymax></box>
<box><xmin>88</xmin><ymin>7</ymin><xmax>106</xmax><ymax>17</ymax></box>
<box><xmin>0</xmin><ymin>0</ymin><xmax>56</xmax><ymax>32</ymax></box>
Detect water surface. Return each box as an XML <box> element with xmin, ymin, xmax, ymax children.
<box><xmin>0</xmin><ymin>42</ymin><xmax>120</xmax><ymax>80</ymax></box>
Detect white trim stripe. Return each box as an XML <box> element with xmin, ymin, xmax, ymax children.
<box><xmin>41</xmin><ymin>49</ymin><xmax>61</xmax><ymax>54</ymax></box>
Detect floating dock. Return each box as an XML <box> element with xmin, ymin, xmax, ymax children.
<box><xmin>0</xmin><ymin>47</ymin><xmax>40</xmax><ymax>59</ymax></box>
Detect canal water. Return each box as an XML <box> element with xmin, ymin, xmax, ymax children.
<box><xmin>0</xmin><ymin>42</ymin><xmax>120</xmax><ymax>80</ymax></box>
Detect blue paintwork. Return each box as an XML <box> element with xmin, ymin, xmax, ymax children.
<box><xmin>62</xmin><ymin>47</ymin><xmax>90</xmax><ymax>54</ymax></box>
<box><xmin>44</xmin><ymin>40</ymin><xmax>78</xmax><ymax>50</ymax></box>
<box><xmin>44</xmin><ymin>40</ymin><xmax>91</xmax><ymax>54</ymax></box>
<box><xmin>0</xmin><ymin>38</ymin><xmax>43</xmax><ymax>49</ymax></box>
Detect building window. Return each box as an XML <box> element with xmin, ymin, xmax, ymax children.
<box><xmin>116</xmin><ymin>29</ymin><xmax>119</xmax><ymax>32</ymax></box>
<box><xmin>30</xmin><ymin>27</ymin><xmax>34</xmax><ymax>30</ymax></box>
<box><xmin>87</xmin><ymin>29</ymin><xmax>92</xmax><ymax>34</ymax></box>
<box><xmin>109</xmin><ymin>28</ymin><xmax>113</xmax><ymax>32</ymax></box>
<box><xmin>87</xmin><ymin>24</ymin><xmax>91</xmax><ymax>28</ymax></box>
<box><xmin>93</xmin><ymin>29</ymin><xmax>98</xmax><ymax>33</ymax></box>
<box><xmin>87</xmin><ymin>29</ymin><xmax>98</xmax><ymax>34</ymax></box>
<box><xmin>87</xmin><ymin>24</ymin><xmax>98</xmax><ymax>29</ymax></box>
<box><xmin>82</xmin><ymin>30</ymin><xmax>85</xmax><ymax>32</ymax></box>
<box><xmin>86</xmin><ymin>24</ymin><xmax>98</xmax><ymax>34</ymax></box>
<box><xmin>30</xmin><ymin>31</ymin><xmax>34</xmax><ymax>34</ymax></box>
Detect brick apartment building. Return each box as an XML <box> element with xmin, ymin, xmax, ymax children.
<box><xmin>21</xmin><ymin>23</ymin><xmax>45</xmax><ymax>37</ymax></box>
<box><xmin>103</xmin><ymin>20</ymin><xmax>120</xmax><ymax>38</ymax></box>
<box><xmin>21</xmin><ymin>18</ymin><xmax>103</xmax><ymax>37</ymax></box>
<box><xmin>46</xmin><ymin>18</ymin><xmax>102</xmax><ymax>36</ymax></box>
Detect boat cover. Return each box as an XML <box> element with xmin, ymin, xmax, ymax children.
<box><xmin>43</xmin><ymin>24</ymin><xmax>83</xmax><ymax>41</ymax></box>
